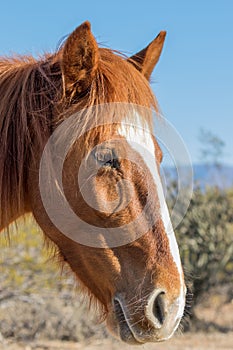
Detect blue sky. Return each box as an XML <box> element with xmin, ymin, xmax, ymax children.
<box><xmin>1</xmin><ymin>1</ymin><xmax>232</xmax><ymax>165</ymax></box>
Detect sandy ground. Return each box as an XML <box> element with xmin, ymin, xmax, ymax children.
<box><xmin>1</xmin><ymin>332</ymin><xmax>233</xmax><ymax>350</ymax></box>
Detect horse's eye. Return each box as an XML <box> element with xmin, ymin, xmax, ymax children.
<box><xmin>103</xmin><ymin>158</ymin><xmax>119</xmax><ymax>169</ymax></box>
<box><xmin>95</xmin><ymin>148</ymin><xmax>119</xmax><ymax>169</ymax></box>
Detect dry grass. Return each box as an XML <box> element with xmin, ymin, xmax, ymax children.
<box><xmin>0</xmin><ymin>218</ymin><xmax>232</xmax><ymax>349</ymax></box>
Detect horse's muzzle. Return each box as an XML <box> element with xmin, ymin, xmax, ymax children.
<box><xmin>107</xmin><ymin>288</ymin><xmax>185</xmax><ymax>344</ymax></box>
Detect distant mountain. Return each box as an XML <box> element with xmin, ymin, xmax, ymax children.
<box><xmin>192</xmin><ymin>164</ymin><xmax>233</xmax><ymax>189</ymax></box>
<box><xmin>162</xmin><ymin>164</ymin><xmax>233</xmax><ymax>189</ymax></box>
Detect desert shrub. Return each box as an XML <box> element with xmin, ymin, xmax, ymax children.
<box><xmin>168</xmin><ymin>184</ymin><xmax>233</xmax><ymax>305</ymax></box>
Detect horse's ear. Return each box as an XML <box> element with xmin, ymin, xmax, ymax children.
<box><xmin>62</xmin><ymin>21</ymin><xmax>98</xmax><ymax>96</ymax></box>
<box><xmin>128</xmin><ymin>31</ymin><xmax>166</xmax><ymax>80</ymax></box>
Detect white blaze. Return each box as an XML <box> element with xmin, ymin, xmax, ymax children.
<box><xmin>118</xmin><ymin>115</ymin><xmax>185</xmax><ymax>319</ymax></box>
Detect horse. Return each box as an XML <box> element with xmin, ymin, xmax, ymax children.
<box><xmin>0</xmin><ymin>21</ymin><xmax>186</xmax><ymax>344</ymax></box>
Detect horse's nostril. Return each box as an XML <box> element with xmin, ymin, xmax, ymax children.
<box><xmin>113</xmin><ymin>298</ymin><xmax>125</xmax><ymax>323</ymax></box>
<box><xmin>152</xmin><ymin>292</ymin><xmax>166</xmax><ymax>327</ymax></box>
<box><xmin>113</xmin><ymin>297</ymin><xmax>137</xmax><ymax>341</ymax></box>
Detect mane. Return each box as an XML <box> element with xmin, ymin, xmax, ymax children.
<box><xmin>0</xmin><ymin>54</ymin><xmax>62</xmax><ymax>227</ymax></box>
<box><xmin>0</xmin><ymin>47</ymin><xmax>158</xmax><ymax>228</ymax></box>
